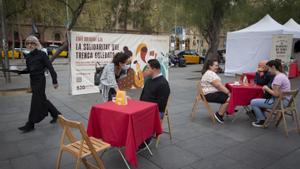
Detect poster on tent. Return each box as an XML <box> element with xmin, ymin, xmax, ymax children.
<box><xmin>69</xmin><ymin>31</ymin><xmax>169</xmax><ymax>95</ymax></box>
<box><xmin>270</xmin><ymin>34</ymin><xmax>293</xmax><ymax>75</ymax></box>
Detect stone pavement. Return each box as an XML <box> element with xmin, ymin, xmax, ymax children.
<box><xmin>1</xmin><ymin>59</ymin><xmax>300</xmax><ymax>169</ymax></box>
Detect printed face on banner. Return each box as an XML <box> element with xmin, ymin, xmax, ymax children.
<box><xmin>70</xmin><ymin>31</ymin><xmax>169</xmax><ymax>95</ymax></box>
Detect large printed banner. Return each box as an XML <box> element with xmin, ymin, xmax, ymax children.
<box><xmin>70</xmin><ymin>31</ymin><xmax>169</xmax><ymax>95</ymax></box>
<box><xmin>270</xmin><ymin>34</ymin><xmax>293</xmax><ymax>75</ymax></box>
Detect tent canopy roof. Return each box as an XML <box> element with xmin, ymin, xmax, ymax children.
<box><xmin>284</xmin><ymin>18</ymin><xmax>300</xmax><ymax>31</ymax></box>
<box><xmin>231</xmin><ymin>14</ymin><xmax>298</xmax><ymax>34</ymax></box>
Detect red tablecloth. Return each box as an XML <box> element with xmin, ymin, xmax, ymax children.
<box><xmin>87</xmin><ymin>99</ymin><xmax>162</xmax><ymax>167</ymax></box>
<box><xmin>240</xmin><ymin>72</ymin><xmax>256</xmax><ymax>83</ymax></box>
<box><xmin>289</xmin><ymin>62</ymin><xmax>299</xmax><ymax>78</ymax></box>
<box><xmin>226</xmin><ymin>83</ymin><xmax>263</xmax><ymax>114</ymax></box>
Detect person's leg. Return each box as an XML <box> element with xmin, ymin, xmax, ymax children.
<box><xmin>108</xmin><ymin>88</ymin><xmax>116</xmax><ymax>101</ymax></box>
<box><xmin>47</xmin><ymin>100</ymin><xmax>62</xmax><ymax>123</ymax></box>
<box><xmin>250</xmin><ymin>98</ymin><xmax>274</xmax><ymax>127</ymax></box>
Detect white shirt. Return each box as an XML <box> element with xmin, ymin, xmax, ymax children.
<box><xmin>200</xmin><ymin>70</ymin><xmax>221</xmax><ymax>95</ymax></box>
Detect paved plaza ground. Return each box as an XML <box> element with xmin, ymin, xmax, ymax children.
<box><xmin>1</xmin><ymin>58</ymin><xmax>300</xmax><ymax>169</ymax></box>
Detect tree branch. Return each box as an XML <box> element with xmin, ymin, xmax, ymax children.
<box><xmin>5</xmin><ymin>0</ymin><xmax>27</xmax><ymax>19</ymax></box>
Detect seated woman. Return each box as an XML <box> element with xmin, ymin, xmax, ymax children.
<box><xmin>254</xmin><ymin>60</ymin><xmax>273</xmax><ymax>86</ymax></box>
<box><xmin>200</xmin><ymin>59</ymin><xmax>230</xmax><ymax>124</ymax></box>
<box><xmin>99</xmin><ymin>52</ymin><xmax>129</xmax><ymax>101</ymax></box>
<box><xmin>250</xmin><ymin>60</ymin><xmax>291</xmax><ymax>127</ymax></box>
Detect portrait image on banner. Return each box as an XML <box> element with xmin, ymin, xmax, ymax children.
<box><xmin>69</xmin><ymin>31</ymin><xmax>169</xmax><ymax>95</ymax></box>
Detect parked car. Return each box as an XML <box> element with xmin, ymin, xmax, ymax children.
<box><xmin>1</xmin><ymin>49</ymin><xmax>22</xmax><ymax>59</ymax></box>
<box><xmin>177</xmin><ymin>50</ymin><xmax>205</xmax><ymax>64</ymax></box>
<box><xmin>46</xmin><ymin>45</ymin><xmax>68</xmax><ymax>58</ymax></box>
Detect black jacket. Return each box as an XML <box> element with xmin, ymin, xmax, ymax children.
<box><xmin>20</xmin><ymin>49</ymin><xmax>57</xmax><ymax>84</ymax></box>
<box><xmin>140</xmin><ymin>75</ymin><xmax>170</xmax><ymax>112</ymax></box>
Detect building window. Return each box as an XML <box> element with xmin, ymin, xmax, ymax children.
<box><xmin>54</xmin><ymin>32</ymin><xmax>61</xmax><ymax>41</ymax></box>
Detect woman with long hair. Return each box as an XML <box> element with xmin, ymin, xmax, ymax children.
<box><xmin>18</xmin><ymin>35</ymin><xmax>61</xmax><ymax>133</ymax></box>
<box><xmin>250</xmin><ymin>59</ymin><xmax>291</xmax><ymax>127</ymax></box>
<box><xmin>99</xmin><ymin>52</ymin><xmax>129</xmax><ymax>101</ymax></box>
<box><xmin>200</xmin><ymin>58</ymin><xmax>230</xmax><ymax>124</ymax></box>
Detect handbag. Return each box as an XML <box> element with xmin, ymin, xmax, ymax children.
<box><xmin>94</xmin><ymin>63</ymin><xmax>104</xmax><ymax>86</ymax></box>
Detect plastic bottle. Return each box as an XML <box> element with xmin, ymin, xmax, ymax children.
<box><xmin>243</xmin><ymin>75</ymin><xmax>248</xmax><ymax>85</ymax></box>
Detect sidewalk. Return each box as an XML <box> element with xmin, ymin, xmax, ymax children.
<box><xmin>1</xmin><ymin>61</ymin><xmax>300</xmax><ymax>169</ymax></box>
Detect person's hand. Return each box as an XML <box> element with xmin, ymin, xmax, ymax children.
<box><xmin>262</xmin><ymin>85</ymin><xmax>269</xmax><ymax>92</ymax></box>
<box><xmin>53</xmin><ymin>83</ymin><xmax>59</xmax><ymax>89</ymax></box>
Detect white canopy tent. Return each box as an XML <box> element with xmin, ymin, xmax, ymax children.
<box><xmin>225</xmin><ymin>15</ymin><xmax>300</xmax><ymax>75</ymax></box>
<box><xmin>284</xmin><ymin>19</ymin><xmax>300</xmax><ymax>31</ymax></box>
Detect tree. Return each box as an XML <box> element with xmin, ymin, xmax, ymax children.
<box><xmin>50</xmin><ymin>0</ymin><xmax>88</xmax><ymax>62</ymax></box>
<box><xmin>181</xmin><ymin>0</ymin><xmax>246</xmax><ymax>61</ymax></box>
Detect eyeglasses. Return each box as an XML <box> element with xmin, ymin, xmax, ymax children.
<box><xmin>26</xmin><ymin>41</ymin><xmax>36</xmax><ymax>46</ymax></box>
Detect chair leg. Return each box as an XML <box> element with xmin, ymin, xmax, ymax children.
<box><xmin>281</xmin><ymin>112</ymin><xmax>289</xmax><ymax>137</ymax></box>
<box><xmin>204</xmin><ymin>102</ymin><xmax>215</xmax><ymax>124</ymax></box>
<box><xmin>94</xmin><ymin>156</ymin><xmax>106</xmax><ymax>169</ymax></box>
<box><xmin>166</xmin><ymin>114</ymin><xmax>172</xmax><ymax>140</ymax></box>
<box><xmin>75</xmin><ymin>157</ymin><xmax>81</xmax><ymax>169</ymax></box>
<box><xmin>56</xmin><ymin>149</ymin><xmax>63</xmax><ymax>169</ymax></box>
<box><xmin>275</xmin><ymin>113</ymin><xmax>283</xmax><ymax>127</ymax></box>
<box><xmin>155</xmin><ymin>135</ymin><xmax>161</xmax><ymax>148</ymax></box>
<box><xmin>191</xmin><ymin>97</ymin><xmax>199</xmax><ymax>120</ymax></box>
<box><xmin>82</xmin><ymin>158</ymin><xmax>91</xmax><ymax>169</ymax></box>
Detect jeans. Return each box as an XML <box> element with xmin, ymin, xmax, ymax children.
<box><xmin>250</xmin><ymin>98</ymin><xmax>289</xmax><ymax>122</ymax></box>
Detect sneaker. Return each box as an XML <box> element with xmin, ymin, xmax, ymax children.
<box><xmin>252</xmin><ymin>120</ymin><xmax>265</xmax><ymax>128</ymax></box>
<box><xmin>214</xmin><ymin>112</ymin><xmax>224</xmax><ymax>124</ymax></box>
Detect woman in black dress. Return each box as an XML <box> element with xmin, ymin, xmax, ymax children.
<box><xmin>18</xmin><ymin>35</ymin><xmax>61</xmax><ymax>133</ymax></box>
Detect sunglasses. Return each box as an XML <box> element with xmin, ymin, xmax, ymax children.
<box><xmin>26</xmin><ymin>41</ymin><xmax>36</xmax><ymax>46</ymax></box>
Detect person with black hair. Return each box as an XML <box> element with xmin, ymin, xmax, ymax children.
<box><xmin>250</xmin><ymin>59</ymin><xmax>291</xmax><ymax>127</ymax></box>
<box><xmin>138</xmin><ymin>59</ymin><xmax>170</xmax><ymax>150</ymax></box>
<box><xmin>123</xmin><ymin>46</ymin><xmax>133</xmax><ymax>64</ymax></box>
<box><xmin>99</xmin><ymin>52</ymin><xmax>130</xmax><ymax>101</ymax></box>
<box><xmin>200</xmin><ymin>58</ymin><xmax>230</xmax><ymax>124</ymax></box>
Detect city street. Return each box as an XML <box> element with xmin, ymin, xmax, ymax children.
<box><xmin>1</xmin><ymin>60</ymin><xmax>300</xmax><ymax>169</ymax></box>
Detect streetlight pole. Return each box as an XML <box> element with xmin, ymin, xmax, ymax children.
<box><xmin>0</xmin><ymin>0</ymin><xmax>11</xmax><ymax>83</ymax></box>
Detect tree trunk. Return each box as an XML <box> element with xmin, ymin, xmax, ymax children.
<box><xmin>50</xmin><ymin>0</ymin><xmax>86</xmax><ymax>62</ymax></box>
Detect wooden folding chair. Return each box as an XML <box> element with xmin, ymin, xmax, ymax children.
<box><xmin>191</xmin><ymin>81</ymin><xmax>216</xmax><ymax>124</ymax></box>
<box><xmin>264</xmin><ymin>89</ymin><xmax>300</xmax><ymax>137</ymax></box>
<box><xmin>56</xmin><ymin>115</ymin><xmax>111</xmax><ymax>169</ymax></box>
<box><xmin>155</xmin><ymin>97</ymin><xmax>172</xmax><ymax>148</ymax></box>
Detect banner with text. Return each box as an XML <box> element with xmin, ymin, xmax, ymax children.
<box><xmin>270</xmin><ymin>34</ymin><xmax>293</xmax><ymax>75</ymax></box>
<box><xmin>70</xmin><ymin>31</ymin><xmax>169</xmax><ymax>95</ymax></box>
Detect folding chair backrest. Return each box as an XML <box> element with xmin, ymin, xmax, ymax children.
<box><xmin>281</xmin><ymin>89</ymin><xmax>299</xmax><ymax>108</ymax></box>
<box><xmin>57</xmin><ymin>115</ymin><xmax>96</xmax><ymax>155</ymax></box>
<box><xmin>196</xmin><ymin>81</ymin><xmax>209</xmax><ymax>103</ymax></box>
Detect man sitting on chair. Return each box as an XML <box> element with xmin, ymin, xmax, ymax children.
<box><xmin>200</xmin><ymin>58</ymin><xmax>230</xmax><ymax>124</ymax></box>
<box><xmin>254</xmin><ymin>60</ymin><xmax>273</xmax><ymax>86</ymax></box>
<box><xmin>139</xmin><ymin>59</ymin><xmax>170</xmax><ymax>150</ymax></box>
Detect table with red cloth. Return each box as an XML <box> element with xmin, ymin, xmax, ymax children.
<box><xmin>87</xmin><ymin>99</ymin><xmax>162</xmax><ymax>167</ymax></box>
<box><xmin>288</xmin><ymin>62</ymin><xmax>299</xmax><ymax>78</ymax></box>
<box><xmin>226</xmin><ymin>83</ymin><xmax>263</xmax><ymax>114</ymax></box>
<box><xmin>240</xmin><ymin>72</ymin><xmax>256</xmax><ymax>83</ymax></box>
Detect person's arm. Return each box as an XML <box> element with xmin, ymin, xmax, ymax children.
<box><xmin>263</xmin><ymin>84</ymin><xmax>280</xmax><ymax>97</ymax></box>
<box><xmin>17</xmin><ymin>68</ymin><xmax>29</xmax><ymax>74</ymax></box>
<box><xmin>41</xmin><ymin>52</ymin><xmax>57</xmax><ymax>85</ymax></box>
<box><xmin>211</xmin><ymin>79</ymin><xmax>230</xmax><ymax>94</ymax></box>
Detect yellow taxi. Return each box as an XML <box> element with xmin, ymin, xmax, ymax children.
<box><xmin>177</xmin><ymin>50</ymin><xmax>205</xmax><ymax>64</ymax></box>
<box><xmin>1</xmin><ymin>49</ymin><xmax>22</xmax><ymax>59</ymax></box>
<box><xmin>46</xmin><ymin>45</ymin><xmax>68</xmax><ymax>58</ymax></box>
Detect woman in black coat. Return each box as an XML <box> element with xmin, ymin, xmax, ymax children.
<box><xmin>18</xmin><ymin>35</ymin><xmax>61</xmax><ymax>133</ymax></box>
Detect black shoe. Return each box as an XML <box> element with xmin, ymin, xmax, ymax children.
<box><xmin>50</xmin><ymin>117</ymin><xmax>58</xmax><ymax>124</ymax></box>
<box><xmin>214</xmin><ymin>112</ymin><xmax>224</xmax><ymax>124</ymax></box>
<box><xmin>18</xmin><ymin>123</ymin><xmax>35</xmax><ymax>133</ymax></box>
<box><xmin>50</xmin><ymin>113</ymin><xmax>61</xmax><ymax>124</ymax></box>
<box><xmin>252</xmin><ymin>120</ymin><xmax>265</xmax><ymax>128</ymax></box>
